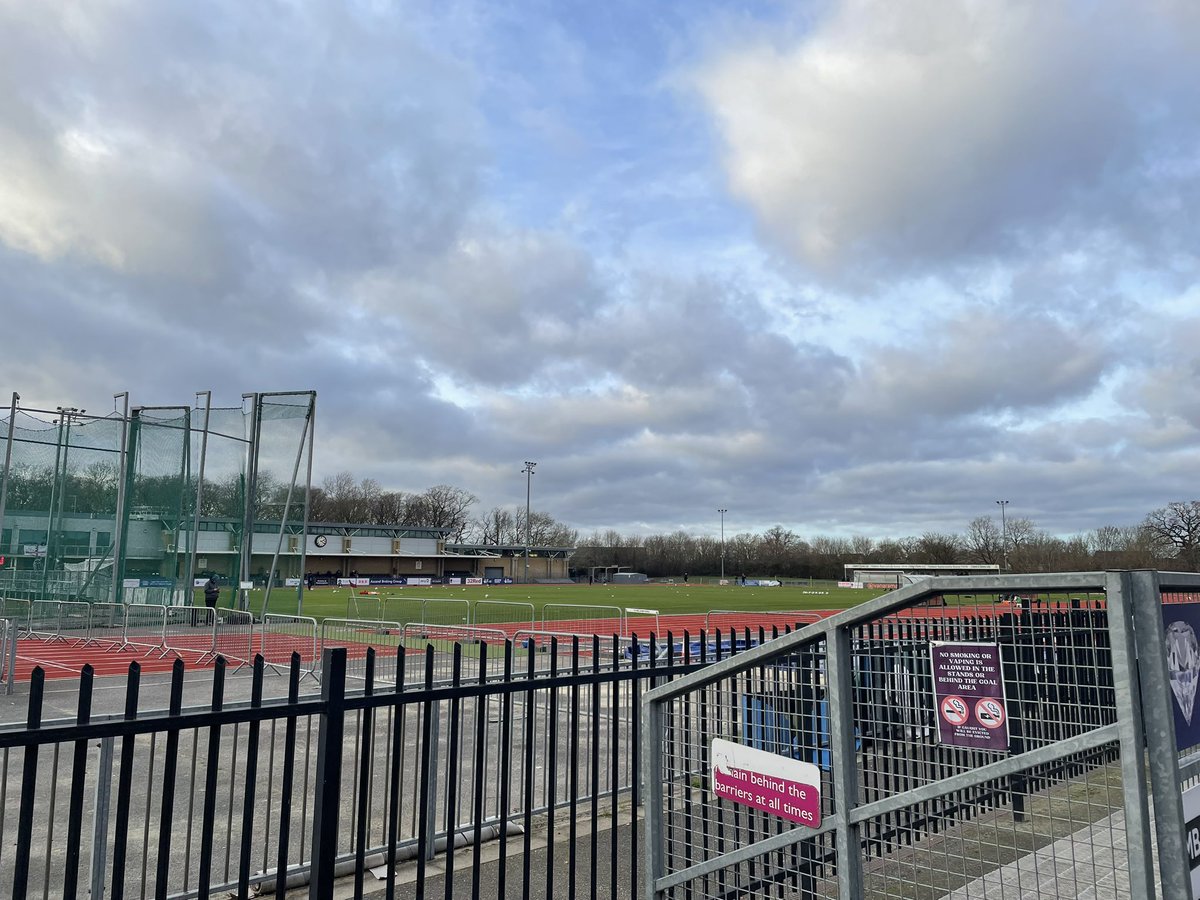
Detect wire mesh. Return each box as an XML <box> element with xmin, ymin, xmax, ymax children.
<box><xmin>646</xmin><ymin>585</ymin><xmax>1138</xmax><ymax>900</ymax></box>
<box><xmin>0</xmin><ymin>408</ymin><xmax>125</xmax><ymax>602</ymax></box>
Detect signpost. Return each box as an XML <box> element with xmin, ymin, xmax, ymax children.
<box><xmin>710</xmin><ymin>737</ymin><xmax>821</xmax><ymax>827</ymax></box>
<box><xmin>930</xmin><ymin>641</ymin><xmax>1010</xmax><ymax>752</ymax></box>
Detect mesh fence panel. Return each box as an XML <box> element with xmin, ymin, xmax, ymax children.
<box><xmin>126</xmin><ymin>409</ymin><xmax>191</xmax><ymax>601</ymax></box>
<box><xmin>0</xmin><ymin>409</ymin><xmax>125</xmax><ymax>601</ymax></box>
<box><xmin>252</xmin><ymin>394</ymin><xmax>313</xmax><ymax>616</ymax></box>
<box><xmin>647</xmin><ymin>586</ymin><xmax>1136</xmax><ymax>900</ymax></box>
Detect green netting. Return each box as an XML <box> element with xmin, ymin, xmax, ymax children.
<box><xmin>0</xmin><ymin>408</ymin><xmax>125</xmax><ymax>600</ymax></box>
<box><xmin>0</xmin><ymin>390</ymin><xmax>314</xmax><ymax>606</ymax></box>
<box><xmin>119</xmin><ymin>408</ymin><xmax>191</xmax><ymax>600</ymax></box>
<box><xmin>184</xmin><ymin>405</ymin><xmax>248</xmax><ymax>605</ymax></box>
<box><xmin>253</xmin><ymin>394</ymin><xmax>314</xmax><ymax>615</ymax></box>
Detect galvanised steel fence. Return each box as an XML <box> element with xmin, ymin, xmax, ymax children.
<box><xmin>642</xmin><ymin>571</ymin><xmax>1200</xmax><ymax>900</ymax></box>
<box><xmin>0</xmin><ymin>626</ymin><xmax>803</xmax><ymax>899</ymax></box>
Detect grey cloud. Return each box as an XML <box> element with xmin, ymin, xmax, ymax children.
<box><xmin>848</xmin><ymin>310</ymin><xmax>1110</xmax><ymax>419</ymax></box>
<box><xmin>692</xmin><ymin>0</ymin><xmax>1200</xmax><ymax>278</ymax></box>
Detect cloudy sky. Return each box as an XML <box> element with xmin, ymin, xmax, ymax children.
<box><xmin>2</xmin><ymin>0</ymin><xmax>1198</xmax><ymax>540</ymax></box>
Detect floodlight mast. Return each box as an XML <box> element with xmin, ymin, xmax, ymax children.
<box><xmin>0</xmin><ymin>393</ymin><xmax>20</xmax><ymax>569</ymax></box>
<box><xmin>996</xmin><ymin>500</ymin><xmax>1010</xmax><ymax>571</ymax></box>
<box><xmin>522</xmin><ymin>461</ymin><xmax>536</xmax><ymax>584</ymax></box>
<box><xmin>718</xmin><ymin>508</ymin><xmax>727</xmax><ymax>581</ymax></box>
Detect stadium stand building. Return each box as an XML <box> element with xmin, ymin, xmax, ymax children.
<box><xmin>0</xmin><ymin>509</ymin><xmax>574</xmax><ymax>589</ymax></box>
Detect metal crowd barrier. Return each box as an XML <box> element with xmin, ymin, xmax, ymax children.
<box><xmin>55</xmin><ymin>601</ymin><xmax>92</xmax><ymax>642</ymax></box>
<box><xmin>471</xmin><ymin>599</ymin><xmax>535</xmax><ymax>633</ymax></box>
<box><xmin>212</xmin><ymin>608</ymin><xmax>255</xmax><ymax>668</ymax></box>
<box><xmin>84</xmin><ymin>602</ymin><xmax>125</xmax><ymax>648</ymax></box>
<box><xmin>541</xmin><ymin>603</ymin><xmax>625</xmax><ymax>639</ymax></box>
<box><xmin>261</xmin><ymin>613</ymin><xmax>319</xmax><ymax>678</ymax></box>
<box><xmin>320</xmin><ymin>617</ymin><xmax>403</xmax><ymax>684</ymax></box>
<box><xmin>0</xmin><ymin>597</ymin><xmax>30</xmax><ymax>634</ymax></box>
<box><xmin>26</xmin><ymin>600</ymin><xmax>63</xmax><ymax>641</ymax></box>
<box><xmin>120</xmin><ymin>603</ymin><xmax>169</xmax><ymax>655</ymax></box>
<box><xmin>401</xmin><ymin>623</ymin><xmax>509</xmax><ymax>681</ymax></box>
<box><xmin>162</xmin><ymin>606</ymin><xmax>217</xmax><ymax>660</ymax></box>
<box><xmin>0</xmin><ymin>618</ymin><xmax>11</xmax><ymax>693</ymax></box>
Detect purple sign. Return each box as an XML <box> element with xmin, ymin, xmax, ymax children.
<box><xmin>930</xmin><ymin>642</ymin><xmax>1010</xmax><ymax>752</ymax></box>
<box><xmin>711</xmin><ymin>738</ymin><xmax>821</xmax><ymax>827</ymax></box>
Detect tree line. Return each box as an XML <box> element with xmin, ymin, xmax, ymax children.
<box><xmin>572</xmin><ymin>503</ymin><xmax>1200</xmax><ymax>580</ymax></box>
<box><xmin>4</xmin><ymin>460</ymin><xmax>1199</xmax><ymax>578</ymax></box>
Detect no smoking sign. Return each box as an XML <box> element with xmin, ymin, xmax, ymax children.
<box><xmin>940</xmin><ymin>695</ymin><xmax>969</xmax><ymax>726</ymax></box>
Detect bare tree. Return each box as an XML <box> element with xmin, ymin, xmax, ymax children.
<box><xmin>964</xmin><ymin>516</ymin><xmax>1002</xmax><ymax>565</ymax></box>
<box><xmin>912</xmin><ymin>532</ymin><xmax>962</xmax><ymax>564</ymax></box>
<box><xmin>1142</xmin><ymin>501</ymin><xmax>1200</xmax><ymax>569</ymax></box>
<box><xmin>405</xmin><ymin>484</ymin><xmax>478</xmax><ymax>542</ymax></box>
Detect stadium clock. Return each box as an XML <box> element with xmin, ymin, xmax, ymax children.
<box><xmin>314</xmin><ymin>534</ymin><xmax>327</xmax><ymax>548</ymax></box>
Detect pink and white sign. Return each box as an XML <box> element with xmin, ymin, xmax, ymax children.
<box><xmin>710</xmin><ymin>738</ymin><xmax>822</xmax><ymax>827</ymax></box>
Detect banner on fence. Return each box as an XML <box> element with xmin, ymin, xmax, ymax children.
<box><xmin>1183</xmin><ymin>783</ymin><xmax>1200</xmax><ymax>898</ymax></box>
<box><xmin>930</xmin><ymin>642</ymin><xmax>1010</xmax><ymax>752</ymax></box>
<box><xmin>1164</xmin><ymin>602</ymin><xmax>1200</xmax><ymax>751</ymax></box>
<box><xmin>837</xmin><ymin>581</ymin><xmax>864</xmax><ymax>589</ymax></box>
<box><xmin>710</xmin><ymin>737</ymin><xmax>821</xmax><ymax>827</ymax></box>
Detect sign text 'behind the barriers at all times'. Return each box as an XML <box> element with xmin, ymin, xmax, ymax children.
<box><xmin>710</xmin><ymin>737</ymin><xmax>821</xmax><ymax>827</ymax></box>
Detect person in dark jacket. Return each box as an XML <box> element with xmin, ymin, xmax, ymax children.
<box><xmin>203</xmin><ymin>575</ymin><xmax>220</xmax><ymax>610</ymax></box>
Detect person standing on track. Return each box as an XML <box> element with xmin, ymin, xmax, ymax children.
<box><xmin>203</xmin><ymin>574</ymin><xmax>220</xmax><ymax>612</ymax></box>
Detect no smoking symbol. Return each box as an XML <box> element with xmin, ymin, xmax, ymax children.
<box><xmin>975</xmin><ymin>698</ymin><xmax>1006</xmax><ymax>729</ymax></box>
<box><xmin>940</xmin><ymin>696</ymin><xmax>969</xmax><ymax>726</ymax></box>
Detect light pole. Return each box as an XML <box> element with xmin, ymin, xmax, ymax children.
<box><xmin>522</xmin><ymin>461</ymin><xmax>536</xmax><ymax>584</ymax></box>
<box><xmin>996</xmin><ymin>500</ymin><xmax>1009</xmax><ymax>571</ymax></box>
<box><xmin>0</xmin><ymin>393</ymin><xmax>19</xmax><ymax>563</ymax></box>
<box><xmin>718</xmin><ymin>508</ymin><xmax>727</xmax><ymax>581</ymax></box>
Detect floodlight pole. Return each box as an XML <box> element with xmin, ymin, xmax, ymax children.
<box><xmin>996</xmin><ymin>499</ymin><xmax>1009</xmax><ymax>571</ymax></box>
<box><xmin>298</xmin><ymin>393</ymin><xmax>315</xmax><ymax>615</ymax></box>
<box><xmin>522</xmin><ymin>461</ymin><xmax>536</xmax><ymax>584</ymax></box>
<box><xmin>185</xmin><ymin>391</ymin><xmax>212</xmax><ymax>607</ymax></box>
<box><xmin>111</xmin><ymin>392</ymin><xmax>129</xmax><ymax>603</ymax></box>
<box><xmin>718</xmin><ymin>508</ymin><xmax>727</xmax><ymax>582</ymax></box>
<box><xmin>0</xmin><ymin>393</ymin><xmax>20</xmax><ymax>563</ymax></box>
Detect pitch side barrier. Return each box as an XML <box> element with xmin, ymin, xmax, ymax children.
<box><xmin>212</xmin><ymin>608</ymin><xmax>255</xmax><ymax>668</ymax></box>
<box><xmin>401</xmin><ymin>623</ymin><xmax>510</xmax><ymax>682</ymax></box>
<box><xmin>162</xmin><ymin>606</ymin><xmax>217</xmax><ymax>660</ymax></box>
<box><xmin>121</xmin><ymin>603</ymin><xmax>169</xmax><ymax>655</ymax></box>
<box><xmin>641</xmin><ymin>571</ymin><xmax>1200</xmax><ymax>900</ymax></box>
<box><xmin>84</xmin><ymin>602</ymin><xmax>124</xmax><ymax>647</ymax></box>
<box><xmin>261</xmin><ymin>613</ymin><xmax>319</xmax><ymax>677</ymax></box>
<box><xmin>0</xmin><ymin>598</ymin><xmax>31</xmax><ymax>634</ymax></box>
<box><xmin>320</xmin><ymin>617</ymin><xmax>403</xmax><ymax>685</ymax></box>
<box><xmin>703</xmin><ymin>608</ymin><xmax>823</xmax><ymax>635</ymax></box>
<box><xmin>471</xmin><ymin>599</ymin><xmax>535</xmax><ymax>633</ymax></box>
<box><xmin>541</xmin><ymin>603</ymin><xmax>625</xmax><ymax>639</ymax></box>
<box><xmin>0</xmin><ymin>618</ymin><xmax>11</xmax><ymax>692</ymax></box>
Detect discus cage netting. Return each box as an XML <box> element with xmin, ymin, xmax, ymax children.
<box><xmin>0</xmin><ymin>390</ymin><xmax>315</xmax><ymax>608</ymax></box>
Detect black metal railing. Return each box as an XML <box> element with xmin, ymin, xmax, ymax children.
<box><xmin>0</xmin><ymin>630</ymin><xmax>745</xmax><ymax>900</ymax></box>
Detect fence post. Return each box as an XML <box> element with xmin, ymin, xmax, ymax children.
<box><xmin>90</xmin><ymin>736</ymin><xmax>115</xmax><ymax>900</ymax></box>
<box><xmin>828</xmin><ymin>624</ymin><xmax>864</xmax><ymax>899</ymax></box>
<box><xmin>425</xmin><ymin>699</ymin><xmax>441</xmax><ymax>861</ymax></box>
<box><xmin>1126</xmin><ymin>569</ymin><xmax>1190</xmax><ymax>898</ymax></box>
<box><xmin>309</xmin><ymin>648</ymin><xmax>347</xmax><ymax>900</ymax></box>
<box><xmin>641</xmin><ymin>689</ymin><xmax>666</xmax><ymax>900</ymax></box>
<box><xmin>5</xmin><ymin>619</ymin><xmax>15</xmax><ymax>695</ymax></box>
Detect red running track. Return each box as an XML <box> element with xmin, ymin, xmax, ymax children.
<box><xmin>17</xmin><ymin>604</ymin><xmax>1087</xmax><ymax>683</ymax></box>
